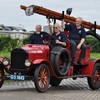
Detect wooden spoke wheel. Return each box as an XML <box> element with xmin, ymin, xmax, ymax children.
<box><xmin>34</xmin><ymin>64</ymin><xmax>50</xmax><ymax>93</ymax></box>
<box><xmin>87</xmin><ymin>63</ymin><xmax>100</xmax><ymax>90</ymax></box>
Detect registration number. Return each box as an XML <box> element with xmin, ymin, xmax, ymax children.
<box><xmin>10</xmin><ymin>74</ymin><xmax>25</xmax><ymax>80</ymax></box>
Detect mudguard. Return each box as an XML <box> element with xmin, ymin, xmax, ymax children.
<box><xmin>32</xmin><ymin>59</ymin><xmax>49</xmax><ymax>65</ymax></box>
<box><xmin>82</xmin><ymin>58</ymin><xmax>100</xmax><ymax>76</ymax></box>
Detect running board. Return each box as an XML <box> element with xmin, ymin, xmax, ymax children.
<box><xmin>65</xmin><ymin>75</ymin><xmax>90</xmax><ymax>78</ymax></box>
<box><xmin>73</xmin><ymin>64</ymin><xmax>88</xmax><ymax>68</ymax></box>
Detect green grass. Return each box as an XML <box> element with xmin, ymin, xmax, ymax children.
<box><xmin>90</xmin><ymin>53</ymin><xmax>100</xmax><ymax>58</ymax></box>
<box><xmin>0</xmin><ymin>50</ymin><xmax>100</xmax><ymax>58</ymax></box>
<box><xmin>0</xmin><ymin>50</ymin><xmax>10</xmax><ymax>57</ymax></box>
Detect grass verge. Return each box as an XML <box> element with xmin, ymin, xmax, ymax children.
<box><xmin>90</xmin><ymin>52</ymin><xmax>100</xmax><ymax>58</ymax></box>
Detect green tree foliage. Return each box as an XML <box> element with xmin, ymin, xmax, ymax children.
<box><xmin>86</xmin><ymin>36</ymin><xmax>100</xmax><ymax>52</ymax></box>
<box><xmin>23</xmin><ymin>37</ymin><xmax>29</xmax><ymax>45</ymax></box>
<box><xmin>0</xmin><ymin>36</ymin><xmax>27</xmax><ymax>51</ymax></box>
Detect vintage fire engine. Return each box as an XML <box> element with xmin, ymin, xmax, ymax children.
<box><xmin>0</xmin><ymin>5</ymin><xmax>100</xmax><ymax>92</ymax></box>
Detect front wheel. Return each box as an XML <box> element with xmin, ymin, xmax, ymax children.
<box><xmin>0</xmin><ymin>68</ymin><xmax>4</xmax><ymax>88</ymax></box>
<box><xmin>34</xmin><ymin>64</ymin><xmax>50</xmax><ymax>93</ymax></box>
<box><xmin>87</xmin><ymin>63</ymin><xmax>100</xmax><ymax>90</ymax></box>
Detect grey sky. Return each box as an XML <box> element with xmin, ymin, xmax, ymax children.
<box><xmin>0</xmin><ymin>0</ymin><xmax>100</xmax><ymax>32</ymax></box>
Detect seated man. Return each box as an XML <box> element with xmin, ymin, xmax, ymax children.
<box><xmin>51</xmin><ymin>23</ymin><xmax>67</xmax><ymax>48</ymax></box>
<box><xmin>28</xmin><ymin>24</ymin><xmax>48</xmax><ymax>44</ymax></box>
<box><xmin>62</xmin><ymin>17</ymin><xmax>86</xmax><ymax>65</ymax></box>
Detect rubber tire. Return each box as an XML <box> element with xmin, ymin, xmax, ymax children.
<box><xmin>50</xmin><ymin>76</ymin><xmax>62</xmax><ymax>87</ymax></box>
<box><xmin>87</xmin><ymin>63</ymin><xmax>100</xmax><ymax>90</ymax></box>
<box><xmin>50</xmin><ymin>53</ymin><xmax>55</xmax><ymax>69</ymax></box>
<box><xmin>54</xmin><ymin>50</ymin><xmax>70</xmax><ymax>76</ymax></box>
<box><xmin>50</xmin><ymin>46</ymin><xmax>71</xmax><ymax>76</ymax></box>
<box><xmin>34</xmin><ymin>64</ymin><xmax>50</xmax><ymax>93</ymax></box>
<box><xmin>0</xmin><ymin>68</ymin><xmax>4</xmax><ymax>88</ymax></box>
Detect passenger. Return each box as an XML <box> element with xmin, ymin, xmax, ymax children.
<box><xmin>28</xmin><ymin>24</ymin><xmax>48</xmax><ymax>44</ymax></box>
<box><xmin>62</xmin><ymin>17</ymin><xmax>86</xmax><ymax>65</ymax></box>
<box><xmin>51</xmin><ymin>23</ymin><xmax>67</xmax><ymax>48</ymax></box>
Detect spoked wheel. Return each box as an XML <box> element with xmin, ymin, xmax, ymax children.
<box><xmin>50</xmin><ymin>76</ymin><xmax>62</xmax><ymax>87</ymax></box>
<box><xmin>34</xmin><ymin>64</ymin><xmax>50</xmax><ymax>93</ymax></box>
<box><xmin>87</xmin><ymin>63</ymin><xmax>100</xmax><ymax>90</ymax></box>
<box><xmin>0</xmin><ymin>68</ymin><xmax>4</xmax><ymax>88</ymax></box>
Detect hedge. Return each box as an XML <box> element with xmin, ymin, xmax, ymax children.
<box><xmin>0</xmin><ymin>36</ymin><xmax>29</xmax><ymax>52</ymax></box>
<box><xmin>85</xmin><ymin>36</ymin><xmax>100</xmax><ymax>52</ymax></box>
<box><xmin>0</xmin><ymin>36</ymin><xmax>100</xmax><ymax>52</ymax></box>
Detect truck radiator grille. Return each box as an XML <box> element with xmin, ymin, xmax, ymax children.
<box><xmin>11</xmin><ymin>48</ymin><xmax>28</xmax><ymax>71</ymax></box>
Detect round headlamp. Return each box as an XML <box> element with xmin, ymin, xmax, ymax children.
<box><xmin>25</xmin><ymin>59</ymin><xmax>31</xmax><ymax>67</ymax></box>
<box><xmin>2</xmin><ymin>57</ymin><xmax>9</xmax><ymax>66</ymax></box>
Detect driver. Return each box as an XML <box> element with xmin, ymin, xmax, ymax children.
<box><xmin>51</xmin><ymin>23</ymin><xmax>67</xmax><ymax>48</ymax></box>
<box><xmin>28</xmin><ymin>24</ymin><xmax>49</xmax><ymax>44</ymax></box>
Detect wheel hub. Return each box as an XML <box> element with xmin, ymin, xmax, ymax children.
<box><xmin>39</xmin><ymin>67</ymin><xmax>48</xmax><ymax>89</ymax></box>
<box><xmin>41</xmin><ymin>75</ymin><xmax>45</xmax><ymax>81</ymax></box>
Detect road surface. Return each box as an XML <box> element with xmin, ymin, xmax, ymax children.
<box><xmin>0</xmin><ymin>78</ymin><xmax>100</xmax><ymax>100</ymax></box>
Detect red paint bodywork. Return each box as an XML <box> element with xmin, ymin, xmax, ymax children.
<box><xmin>19</xmin><ymin>44</ymin><xmax>100</xmax><ymax>77</ymax></box>
<box><xmin>22</xmin><ymin>44</ymin><xmax>50</xmax><ymax>64</ymax></box>
<box><xmin>0</xmin><ymin>43</ymin><xmax>100</xmax><ymax>79</ymax></box>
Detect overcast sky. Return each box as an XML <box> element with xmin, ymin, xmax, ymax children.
<box><xmin>0</xmin><ymin>0</ymin><xmax>100</xmax><ymax>32</ymax></box>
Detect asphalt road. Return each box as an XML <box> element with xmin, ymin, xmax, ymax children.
<box><xmin>0</xmin><ymin>78</ymin><xmax>100</xmax><ymax>100</ymax></box>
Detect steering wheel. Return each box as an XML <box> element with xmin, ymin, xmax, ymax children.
<box><xmin>43</xmin><ymin>34</ymin><xmax>62</xmax><ymax>47</ymax></box>
<box><xmin>43</xmin><ymin>34</ymin><xmax>51</xmax><ymax>45</ymax></box>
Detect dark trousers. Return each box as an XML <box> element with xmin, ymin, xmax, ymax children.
<box><xmin>70</xmin><ymin>39</ymin><xmax>86</xmax><ymax>60</ymax></box>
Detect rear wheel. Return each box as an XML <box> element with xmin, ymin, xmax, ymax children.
<box><xmin>34</xmin><ymin>64</ymin><xmax>50</xmax><ymax>93</ymax></box>
<box><xmin>0</xmin><ymin>68</ymin><xmax>4</xmax><ymax>88</ymax></box>
<box><xmin>50</xmin><ymin>76</ymin><xmax>62</xmax><ymax>87</ymax></box>
<box><xmin>87</xmin><ymin>63</ymin><xmax>100</xmax><ymax>90</ymax></box>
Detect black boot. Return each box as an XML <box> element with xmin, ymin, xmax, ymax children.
<box><xmin>71</xmin><ymin>58</ymin><xmax>77</xmax><ymax>65</ymax></box>
<box><xmin>77</xmin><ymin>59</ymin><xmax>83</xmax><ymax>65</ymax></box>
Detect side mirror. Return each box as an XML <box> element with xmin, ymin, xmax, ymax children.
<box><xmin>66</xmin><ymin>8</ymin><xmax>72</xmax><ymax>15</ymax></box>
